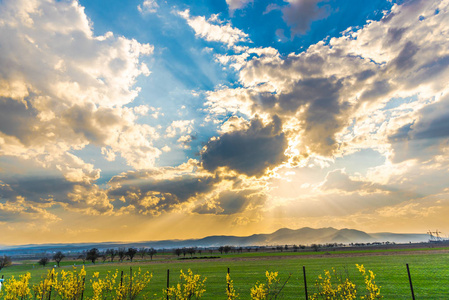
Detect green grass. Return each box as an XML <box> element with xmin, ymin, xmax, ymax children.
<box><xmin>1</xmin><ymin>249</ymin><xmax>448</xmax><ymax>299</ymax></box>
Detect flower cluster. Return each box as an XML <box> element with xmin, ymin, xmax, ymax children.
<box><xmin>53</xmin><ymin>266</ymin><xmax>86</xmax><ymax>299</ymax></box>
<box><xmin>250</xmin><ymin>271</ymin><xmax>290</xmax><ymax>300</ymax></box>
<box><xmin>90</xmin><ymin>268</ymin><xmax>152</xmax><ymax>300</ymax></box>
<box><xmin>0</xmin><ymin>273</ymin><xmax>31</xmax><ymax>300</ymax></box>
<box><xmin>356</xmin><ymin>264</ymin><xmax>382</xmax><ymax>300</ymax></box>
<box><xmin>312</xmin><ymin>265</ymin><xmax>382</xmax><ymax>300</ymax></box>
<box><xmin>165</xmin><ymin>269</ymin><xmax>207</xmax><ymax>300</ymax></box>
<box><xmin>226</xmin><ymin>272</ymin><xmax>239</xmax><ymax>300</ymax></box>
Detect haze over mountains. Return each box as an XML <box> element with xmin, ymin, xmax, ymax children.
<box><xmin>0</xmin><ymin>227</ymin><xmax>430</xmax><ymax>255</ymax></box>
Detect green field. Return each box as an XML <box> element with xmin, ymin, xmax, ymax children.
<box><xmin>1</xmin><ymin>248</ymin><xmax>448</xmax><ymax>299</ymax></box>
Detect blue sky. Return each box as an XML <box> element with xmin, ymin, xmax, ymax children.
<box><xmin>1</xmin><ymin>0</ymin><xmax>449</xmax><ymax>244</ymax></box>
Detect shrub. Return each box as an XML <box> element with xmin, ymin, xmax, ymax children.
<box><xmin>165</xmin><ymin>269</ymin><xmax>206</xmax><ymax>299</ymax></box>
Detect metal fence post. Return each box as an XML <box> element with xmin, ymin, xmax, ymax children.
<box><xmin>166</xmin><ymin>269</ymin><xmax>170</xmax><ymax>300</ymax></box>
<box><xmin>406</xmin><ymin>263</ymin><xmax>415</xmax><ymax>300</ymax></box>
<box><xmin>303</xmin><ymin>266</ymin><xmax>308</xmax><ymax>300</ymax></box>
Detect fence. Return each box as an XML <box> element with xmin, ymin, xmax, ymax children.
<box><xmin>0</xmin><ymin>262</ymin><xmax>443</xmax><ymax>299</ymax></box>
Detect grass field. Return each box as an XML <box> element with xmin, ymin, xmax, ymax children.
<box><xmin>1</xmin><ymin>248</ymin><xmax>448</xmax><ymax>299</ymax></box>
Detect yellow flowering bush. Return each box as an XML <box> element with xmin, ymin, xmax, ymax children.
<box><xmin>89</xmin><ymin>268</ymin><xmax>152</xmax><ymax>300</ymax></box>
<box><xmin>226</xmin><ymin>272</ymin><xmax>239</xmax><ymax>300</ymax></box>
<box><xmin>32</xmin><ymin>268</ymin><xmax>58</xmax><ymax>300</ymax></box>
<box><xmin>356</xmin><ymin>264</ymin><xmax>382</xmax><ymax>300</ymax></box>
<box><xmin>0</xmin><ymin>272</ymin><xmax>31</xmax><ymax>300</ymax></box>
<box><xmin>165</xmin><ymin>269</ymin><xmax>207</xmax><ymax>299</ymax></box>
<box><xmin>53</xmin><ymin>266</ymin><xmax>86</xmax><ymax>300</ymax></box>
<box><xmin>250</xmin><ymin>271</ymin><xmax>290</xmax><ymax>300</ymax></box>
<box><xmin>311</xmin><ymin>265</ymin><xmax>382</xmax><ymax>300</ymax></box>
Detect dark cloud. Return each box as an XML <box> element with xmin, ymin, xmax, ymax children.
<box><xmin>281</xmin><ymin>0</ymin><xmax>330</xmax><ymax>37</ymax></box>
<box><xmin>201</xmin><ymin>116</ymin><xmax>288</xmax><ymax>177</ymax></box>
<box><xmin>385</xmin><ymin>27</ymin><xmax>408</xmax><ymax>46</ymax></box>
<box><xmin>0</xmin><ymin>97</ymin><xmax>38</xmax><ymax>145</ymax></box>
<box><xmin>360</xmin><ymin>80</ymin><xmax>391</xmax><ymax>100</ymax></box>
<box><xmin>388</xmin><ymin>95</ymin><xmax>449</xmax><ymax>163</ymax></box>
<box><xmin>0</xmin><ymin>176</ymin><xmax>75</xmax><ymax>204</ymax></box>
<box><xmin>62</xmin><ymin>103</ymin><xmax>122</xmax><ymax>145</ymax></box>
<box><xmin>393</xmin><ymin>41</ymin><xmax>419</xmax><ymax>70</ymax></box>
<box><xmin>0</xmin><ymin>174</ymin><xmax>112</xmax><ymax>215</ymax></box>
<box><xmin>109</xmin><ymin>171</ymin><xmax>219</xmax><ymax>214</ymax></box>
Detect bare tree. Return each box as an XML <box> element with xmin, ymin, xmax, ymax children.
<box><xmin>53</xmin><ymin>251</ymin><xmax>65</xmax><ymax>267</ymax></box>
<box><xmin>86</xmin><ymin>248</ymin><xmax>100</xmax><ymax>264</ymax></box>
<box><xmin>138</xmin><ymin>247</ymin><xmax>148</xmax><ymax>259</ymax></box>
<box><xmin>106</xmin><ymin>249</ymin><xmax>117</xmax><ymax>262</ymax></box>
<box><xmin>127</xmin><ymin>248</ymin><xmax>138</xmax><ymax>262</ymax></box>
<box><xmin>148</xmin><ymin>248</ymin><xmax>157</xmax><ymax>261</ymax></box>
<box><xmin>118</xmin><ymin>248</ymin><xmax>127</xmax><ymax>262</ymax></box>
<box><xmin>174</xmin><ymin>248</ymin><xmax>182</xmax><ymax>257</ymax></box>
<box><xmin>101</xmin><ymin>251</ymin><xmax>108</xmax><ymax>263</ymax></box>
<box><xmin>38</xmin><ymin>257</ymin><xmax>49</xmax><ymax>268</ymax></box>
<box><xmin>78</xmin><ymin>251</ymin><xmax>87</xmax><ymax>265</ymax></box>
<box><xmin>0</xmin><ymin>255</ymin><xmax>12</xmax><ymax>271</ymax></box>
<box><xmin>187</xmin><ymin>247</ymin><xmax>196</xmax><ymax>257</ymax></box>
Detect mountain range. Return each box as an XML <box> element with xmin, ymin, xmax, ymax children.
<box><xmin>0</xmin><ymin>227</ymin><xmax>430</xmax><ymax>256</ymax></box>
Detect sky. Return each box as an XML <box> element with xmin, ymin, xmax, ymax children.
<box><xmin>1</xmin><ymin>0</ymin><xmax>449</xmax><ymax>245</ymax></box>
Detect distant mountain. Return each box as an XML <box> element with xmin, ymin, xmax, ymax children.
<box><xmin>0</xmin><ymin>227</ymin><xmax>430</xmax><ymax>256</ymax></box>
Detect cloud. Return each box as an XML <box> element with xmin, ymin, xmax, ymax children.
<box><xmin>207</xmin><ymin>0</ymin><xmax>449</xmax><ymax>164</ymax></box>
<box><xmin>281</xmin><ymin>0</ymin><xmax>330</xmax><ymax>37</ymax></box>
<box><xmin>0</xmin><ymin>173</ymin><xmax>113</xmax><ymax>215</ymax></box>
<box><xmin>178</xmin><ymin>9</ymin><xmax>249</xmax><ymax>50</ymax></box>
<box><xmin>0</xmin><ymin>0</ymin><xmax>159</xmax><ymax>177</ymax></box>
<box><xmin>226</xmin><ymin>0</ymin><xmax>253</xmax><ymax>12</ymax></box>
<box><xmin>388</xmin><ymin>93</ymin><xmax>449</xmax><ymax>163</ymax></box>
<box><xmin>138</xmin><ymin>0</ymin><xmax>159</xmax><ymax>14</ymax></box>
<box><xmin>108</xmin><ymin>164</ymin><xmax>219</xmax><ymax>215</ymax></box>
<box><xmin>194</xmin><ymin>189</ymin><xmax>266</xmax><ymax>215</ymax></box>
<box><xmin>201</xmin><ymin>115</ymin><xmax>288</xmax><ymax>177</ymax></box>
<box><xmin>0</xmin><ymin>196</ymin><xmax>60</xmax><ymax>224</ymax></box>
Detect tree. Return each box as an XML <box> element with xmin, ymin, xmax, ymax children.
<box><xmin>138</xmin><ymin>247</ymin><xmax>148</xmax><ymax>259</ymax></box>
<box><xmin>101</xmin><ymin>251</ymin><xmax>108</xmax><ymax>263</ymax></box>
<box><xmin>86</xmin><ymin>248</ymin><xmax>100</xmax><ymax>264</ymax></box>
<box><xmin>311</xmin><ymin>244</ymin><xmax>320</xmax><ymax>252</ymax></box>
<box><xmin>106</xmin><ymin>249</ymin><xmax>117</xmax><ymax>262</ymax></box>
<box><xmin>127</xmin><ymin>248</ymin><xmax>138</xmax><ymax>262</ymax></box>
<box><xmin>118</xmin><ymin>248</ymin><xmax>127</xmax><ymax>262</ymax></box>
<box><xmin>148</xmin><ymin>248</ymin><xmax>157</xmax><ymax>261</ymax></box>
<box><xmin>78</xmin><ymin>251</ymin><xmax>87</xmax><ymax>264</ymax></box>
<box><xmin>187</xmin><ymin>248</ymin><xmax>195</xmax><ymax>257</ymax></box>
<box><xmin>0</xmin><ymin>255</ymin><xmax>12</xmax><ymax>271</ymax></box>
<box><xmin>53</xmin><ymin>251</ymin><xmax>65</xmax><ymax>267</ymax></box>
<box><xmin>38</xmin><ymin>257</ymin><xmax>49</xmax><ymax>267</ymax></box>
<box><xmin>174</xmin><ymin>248</ymin><xmax>182</xmax><ymax>257</ymax></box>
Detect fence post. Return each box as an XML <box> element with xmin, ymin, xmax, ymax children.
<box><xmin>120</xmin><ymin>270</ymin><xmax>124</xmax><ymax>291</ymax></box>
<box><xmin>80</xmin><ymin>275</ymin><xmax>86</xmax><ymax>300</ymax></box>
<box><xmin>48</xmin><ymin>272</ymin><xmax>54</xmax><ymax>300</ymax></box>
<box><xmin>406</xmin><ymin>264</ymin><xmax>415</xmax><ymax>300</ymax></box>
<box><xmin>227</xmin><ymin>267</ymin><xmax>230</xmax><ymax>294</ymax></box>
<box><xmin>130</xmin><ymin>267</ymin><xmax>133</xmax><ymax>299</ymax></box>
<box><xmin>166</xmin><ymin>269</ymin><xmax>170</xmax><ymax>300</ymax></box>
<box><xmin>303</xmin><ymin>266</ymin><xmax>308</xmax><ymax>300</ymax></box>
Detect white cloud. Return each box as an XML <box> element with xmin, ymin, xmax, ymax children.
<box><xmin>165</xmin><ymin>120</ymin><xmax>194</xmax><ymax>138</ymax></box>
<box><xmin>226</xmin><ymin>0</ymin><xmax>253</xmax><ymax>12</ymax></box>
<box><xmin>138</xmin><ymin>0</ymin><xmax>159</xmax><ymax>14</ymax></box>
<box><xmin>178</xmin><ymin>9</ymin><xmax>249</xmax><ymax>50</ymax></box>
<box><xmin>207</xmin><ymin>0</ymin><xmax>449</xmax><ymax>165</ymax></box>
<box><xmin>0</xmin><ymin>0</ymin><xmax>160</xmax><ymax>175</ymax></box>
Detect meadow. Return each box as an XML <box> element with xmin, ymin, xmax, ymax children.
<box><xmin>1</xmin><ymin>247</ymin><xmax>448</xmax><ymax>299</ymax></box>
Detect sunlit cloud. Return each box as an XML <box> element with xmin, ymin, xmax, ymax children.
<box><xmin>1</xmin><ymin>0</ymin><xmax>449</xmax><ymax>244</ymax></box>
